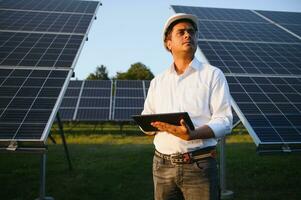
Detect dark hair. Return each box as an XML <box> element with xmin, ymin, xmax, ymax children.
<box><xmin>164</xmin><ymin>19</ymin><xmax>198</xmax><ymax>42</ymax></box>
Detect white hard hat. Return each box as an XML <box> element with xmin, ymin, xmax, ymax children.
<box><xmin>163</xmin><ymin>13</ymin><xmax>199</xmax><ymax>51</ymax></box>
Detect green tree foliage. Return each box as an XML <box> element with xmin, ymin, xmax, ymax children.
<box><xmin>86</xmin><ymin>65</ymin><xmax>110</xmax><ymax>80</ymax></box>
<box><xmin>115</xmin><ymin>62</ymin><xmax>154</xmax><ymax>80</ymax></box>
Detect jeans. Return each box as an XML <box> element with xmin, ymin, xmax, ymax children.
<box><xmin>153</xmin><ymin>154</ymin><xmax>219</xmax><ymax>200</ymax></box>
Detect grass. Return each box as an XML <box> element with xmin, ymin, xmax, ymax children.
<box><xmin>0</xmin><ymin>132</ymin><xmax>301</xmax><ymax>200</ymax></box>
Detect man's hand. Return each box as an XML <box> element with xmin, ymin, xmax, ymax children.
<box><xmin>151</xmin><ymin>119</ymin><xmax>193</xmax><ymax>141</ymax></box>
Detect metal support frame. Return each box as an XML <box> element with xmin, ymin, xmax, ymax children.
<box><xmin>56</xmin><ymin>113</ymin><xmax>73</xmax><ymax>171</ymax></box>
<box><xmin>219</xmin><ymin>137</ymin><xmax>234</xmax><ymax>199</ymax></box>
<box><xmin>35</xmin><ymin>153</ymin><xmax>54</xmax><ymax>200</ymax></box>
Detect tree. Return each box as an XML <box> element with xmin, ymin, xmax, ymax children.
<box><xmin>115</xmin><ymin>62</ymin><xmax>154</xmax><ymax>80</ymax></box>
<box><xmin>86</xmin><ymin>65</ymin><xmax>109</xmax><ymax>80</ymax></box>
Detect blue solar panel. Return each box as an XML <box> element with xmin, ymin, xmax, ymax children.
<box><xmin>84</xmin><ymin>80</ymin><xmax>112</xmax><ymax>88</ymax></box>
<box><xmin>0</xmin><ymin>32</ymin><xmax>83</xmax><ymax>68</ymax></box>
<box><xmin>114</xmin><ymin>108</ymin><xmax>143</xmax><ymax>121</ymax></box>
<box><xmin>256</xmin><ymin>10</ymin><xmax>301</xmax><ymax>25</ymax></box>
<box><xmin>0</xmin><ymin>10</ymin><xmax>93</xmax><ymax>34</ymax></box>
<box><xmin>0</xmin><ymin>0</ymin><xmax>99</xmax><ymax>14</ymax></box>
<box><xmin>0</xmin><ymin>0</ymin><xmax>99</xmax><ymax>148</ymax></box>
<box><xmin>116</xmin><ymin>80</ymin><xmax>144</xmax><ymax>88</ymax></box>
<box><xmin>76</xmin><ymin>108</ymin><xmax>110</xmax><ymax>121</ymax></box>
<box><xmin>227</xmin><ymin>76</ymin><xmax>301</xmax><ymax>150</ymax></box>
<box><xmin>172</xmin><ymin>5</ymin><xmax>266</xmax><ymax>22</ymax></box>
<box><xmin>0</xmin><ymin>69</ymin><xmax>69</xmax><ymax>140</ymax></box>
<box><xmin>115</xmin><ymin>98</ymin><xmax>145</xmax><ymax>107</ymax></box>
<box><xmin>198</xmin><ymin>41</ymin><xmax>301</xmax><ymax>75</ymax></box>
<box><xmin>59</xmin><ymin>80</ymin><xmax>113</xmax><ymax>121</ymax></box>
<box><xmin>197</xmin><ymin>20</ymin><xmax>299</xmax><ymax>42</ymax></box>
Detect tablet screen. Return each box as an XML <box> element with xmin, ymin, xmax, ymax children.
<box><xmin>132</xmin><ymin>112</ymin><xmax>195</xmax><ymax>132</ymax></box>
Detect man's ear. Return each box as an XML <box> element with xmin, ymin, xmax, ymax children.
<box><xmin>166</xmin><ymin>40</ymin><xmax>172</xmax><ymax>51</ymax></box>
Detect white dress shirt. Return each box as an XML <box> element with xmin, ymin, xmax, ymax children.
<box><xmin>142</xmin><ymin>58</ymin><xmax>232</xmax><ymax>154</ymax></box>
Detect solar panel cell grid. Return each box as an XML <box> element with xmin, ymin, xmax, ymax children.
<box><xmin>59</xmin><ymin>108</ymin><xmax>75</xmax><ymax>121</ymax></box>
<box><xmin>115</xmin><ymin>98</ymin><xmax>144</xmax><ymax>107</ymax></box>
<box><xmin>114</xmin><ymin>108</ymin><xmax>143</xmax><ymax>121</ymax></box>
<box><xmin>76</xmin><ymin>108</ymin><xmax>110</xmax><ymax>121</ymax></box>
<box><xmin>199</xmin><ymin>41</ymin><xmax>301</xmax><ymax>75</ymax></box>
<box><xmin>256</xmin><ymin>10</ymin><xmax>301</xmax><ymax>25</ymax></box>
<box><xmin>116</xmin><ymin>80</ymin><xmax>144</xmax><ymax>88</ymax></box>
<box><xmin>0</xmin><ymin>10</ymin><xmax>92</xmax><ymax>34</ymax></box>
<box><xmin>81</xmin><ymin>88</ymin><xmax>111</xmax><ymax>97</ymax></box>
<box><xmin>0</xmin><ymin>32</ymin><xmax>83</xmax><ymax>68</ymax></box>
<box><xmin>0</xmin><ymin>0</ymin><xmax>98</xmax><ymax>14</ymax></box>
<box><xmin>68</xmin><ymin>80</ymin><xmax>82</xmax><ymax>87</ymax></box>
<box><xmin>0</xmin><ymin>69</ymin><xmax>68</xmax><ymax>140</ymax></box>
<box><xmin>84</xmin><ymin>80</ymin><xmax>112</xmax><ymax>88</ymax></box>
<box><xmin>198</xmin><ymin>21</ymin><xmax>299</xmax><ymax>42</ymax></box>
<box><xmin>115</xmin><ymin>89</ymin><xmax>144</xmax><ymax>97</ymax></box>
<box><xmin>172</xmin><ymin>5</ymin><xmax>266</xmax><ymax>22</ymax></box>
<box><xmin>79</xmin><ymin>98</ymin><xmax>110</xmax><ymax>107</ymax></box>
<box><xmin>60</xmin><ymin>98</ymin><xmax>78</xmax><ymax>107</ymax></box>
<box><xmin>227</xmin><ymin>76</ymin><xmax>301</xmax><ymax>143</ymax></box>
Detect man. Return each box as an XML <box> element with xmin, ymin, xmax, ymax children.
<box><xmin>142</xmin><ymin>13</ymin><xmax>232</xmax><ymax>200</ymax></box>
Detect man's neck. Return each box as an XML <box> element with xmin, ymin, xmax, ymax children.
<box><xmin>173</xmin><ymin>54</ymin><xmax>194</xmax><ymax>75</ymax></box>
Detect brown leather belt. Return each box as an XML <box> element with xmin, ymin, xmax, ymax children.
<box><xmin>155</xmin><ymin>146</ymin><xmax>216</xmax><ymax>165</ymax></box>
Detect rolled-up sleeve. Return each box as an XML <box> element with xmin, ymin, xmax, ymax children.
<box><xmin>206</xmin><ymin>70</ymin><xmax>233</xmax><ymax>138</ymax></box>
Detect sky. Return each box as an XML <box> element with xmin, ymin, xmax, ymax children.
<box><xmin>74</xmin><ymin>0</ymin><xmax>301</xmax><ymax>80</ymax></box>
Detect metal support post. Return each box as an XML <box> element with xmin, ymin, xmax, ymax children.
<box><xmin>35</xmin><ymin>153</ymin><xmax>54</xmax><ymax>200</ymax></box>
<box><xmin>220</xmin><ymin>137</ymin><xmax>234</xmax><ymax>199</ymax></box>
<box><xmin>56</xmin><ymin>113</ymin><xmax>73</xmax><ymax>171</ymax></box>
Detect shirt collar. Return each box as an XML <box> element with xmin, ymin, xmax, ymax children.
<box><xmin>168</xmin><ymin>57</ymin><xmax>202</xmax><ymax>75</ymax></box>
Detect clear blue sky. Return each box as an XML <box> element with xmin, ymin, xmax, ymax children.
<box><xmin>74</xmin><ymin>0</ymin><xmax>301</xmax><ymax>80</ymax></box>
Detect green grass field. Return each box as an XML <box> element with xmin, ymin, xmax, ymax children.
<box><xmin>0</xmin><ymin>131</ymin><xmax>300</xmax><ymax>200</ymax></box>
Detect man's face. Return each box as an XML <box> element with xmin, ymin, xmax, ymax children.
<box><xmin>166</xmin><ymin>22</ymin><xmax>197</xmax><ymax>55</ymax></box>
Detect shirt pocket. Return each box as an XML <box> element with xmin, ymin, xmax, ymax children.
<box><xmin>182</xmin><ymin>87</ymin><xmax>208</xmax><ymax>117</ymax></box>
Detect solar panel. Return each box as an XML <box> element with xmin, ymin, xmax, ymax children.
<box><xmin>58</xmin><ymin>80</ymin><xmax>82</xmax><ymax>121</ymax></box>
<box><xmin>115</xmin><ymin>98</ymin><xmax>145</xmax><ymax>107</ymax></box>
<box><xmin>0</xmin><ymin>10</ymin><xmax>93</xmax><ymax>33</ymax></box>
<box><xmin>113</xmin><ymin>80</ymin><xmax>145</xmax><ymax>121</ymax></box>
<box><xmin>59</xmin><ymin>80</ymin><xmax>113</xmax><ymax>121</ymax></box>
<box><xmin>228</xmin><ymin>76</ymin><xmax>301</xmax><ymax>149</ymax></box>
<box><xmin>172</xmin><ymin>5</ymin><xmax>301</xmax><ymax>153</ymax></box>
<box><xmin>114</xmin><ymin>108</ymin><xmax>144</xmax><ymax>121</ymax></box>
<box><xmin>0</xmin><ymin>69</ymin><xmax>69</xmax><ymax>142</ymax></box>
<box><xmin>116</xmin><ymin>80</ymin><xmax>144</xmax><ymax>88</ymax></box>
<box><xmin>0</xmin><ymin>0</ymin><xmax>98</xmax><ymax>14</ymax></box>
<box><xmin>0</xmin><ymin>0</ymin><xmax>100</xmax><ymax>149</ymax></box>
<box><xmin>84</xmin><ymin>80</ymin><xmax>112</xmax><ymax>88</ymax></box>
<box><xmin>197</xmin><ymin>21</ymin><xmax>299</xmax><ymax>42</ymax></box>
<box><xmin>172</xmin><ymin>6</ymin><xmax>266</xmax><ymax>22</ymax></box>
<box><xmin>172</xmin><ymin>5</ymin><xmax>300</xmax><ymax>43</ymax></box>
<box><xmin>198</xmin><ymin>41</ymin><xmax>301</xmax><ymax>75</ymax></box>
<box><xmin>59</xmin><ymin>108</ymin><xmax>75</xmax><ymax>120</ymax></box>
<box><xmin>0</xmin><ymin>32</ymin><xmax>83</xmax><ymax>68</ymax></box>
<box><xmin>75</xmin><ymin>80</ymin><xmax>112</xmax><ymax>121</ymax></box>
<box><xmin>256</xmin><ymin>10</ymin><xmax>301</xmax><ymax>25</ymax></box>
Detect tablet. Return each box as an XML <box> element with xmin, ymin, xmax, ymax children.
<box><xmin>132</xmin><ymin>112</ymin><xmax>195</xmax><ymax>132</ymax></box>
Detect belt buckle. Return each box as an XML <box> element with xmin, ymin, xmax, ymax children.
<box><xmin>170</xmin><ymin>153</ymin><xmax>191</xmax><ymax>165</ymax></box>
<box><xmin>170</xmin><ymin>153</ymin><xmax>181</xmax><ymax>165</ymax></box>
